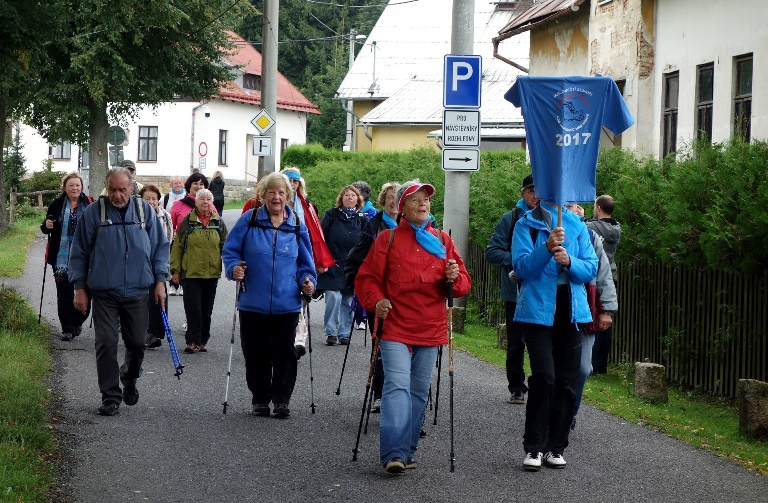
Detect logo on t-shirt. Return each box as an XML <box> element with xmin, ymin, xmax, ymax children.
<box><xmin>554</xmin><ymin>87</ymin><xmax>594</xmax><ymax>145</ymax></box>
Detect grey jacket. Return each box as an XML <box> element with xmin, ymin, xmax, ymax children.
<box><xmin>589</xmin><ymin>228</ymin><xmax>618</xmax><ymax>313</ymax></box>
<box><xmin>586</xmin><ymin>217</ymin><xmax>621</xmax><ymax>282</ymax></box>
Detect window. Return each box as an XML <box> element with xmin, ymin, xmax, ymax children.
<box><xmin>243</xmin><ymin>73</ymin><xmax>261</xmax><ymax>91</ymax></box>
<box><xmin>51</xmin><ymin>141</ymin><xmax>71</xmax><ymax>160</ymax></box>
<box><xmin>662</xmin><ymin>72</ymin><xmax>679</xmax><ymax>157</ymax></box>
<box><xmin>138</xmin><ymin>126</ymin><xmax>158</xmax><ymax>161</ymax></box>
<box><xmin>696</xmin><ymin>63</ymin><xmax>714</xmax><ymax>142</ymax></box>
<box><xmin>218</xmin><ymin>130</ymin><xmax>228</xmax><ymax>166</ymax></box>
<box><xmin>734</xmin><ymin>54</ymin><xmax>752</xmax><ymax>142</ymax></box>
<box><xmin>281</xmin><ymin>138</ymin><xmax>289</xmax><ymax>154</ymax></box>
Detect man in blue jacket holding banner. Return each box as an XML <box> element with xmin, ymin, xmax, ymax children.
<box><xmin>506</xmin><ymin>75</ymin><xmax>634</xmax><ymax>470</ymax></box>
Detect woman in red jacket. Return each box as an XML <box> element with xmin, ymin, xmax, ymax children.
<box><xmin>354</xmin><ymin>180</ymin><xmax>471</xmax><ymax>474</ymax></box>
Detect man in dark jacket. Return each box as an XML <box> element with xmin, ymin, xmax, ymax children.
<box><xmin>586</xmin><ymin>194</ymin><xmax>621</xmax><ymax>374</ymax></box>
<box><xmin>69</xmin><ymin>167</ymin><xmax>170</xmax><ymax>416</ymax></box>
<box><xmin>485</xmin><ymin>174</ymin><xmax>539</xmax><ymax>404</ymax></box>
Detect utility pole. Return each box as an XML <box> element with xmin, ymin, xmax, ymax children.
<box><xmin>345</xmin><ymin>29</ymin><xmax>366</xmax><ymax>152</ymax></box>
<box><xmin>444</xmin><ymin>0</ymin><xmax>474</xmax><ymax>307</ymax></box>
<box><xmin>261</xmin><ymin>0</ymin><xmax>279</xmax><ymax>177</ymax></box>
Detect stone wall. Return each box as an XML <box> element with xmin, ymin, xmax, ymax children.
<box><xmin>136</xmin><ymin>176</ymin><xmax>257</xmax><ymax>202</ymax></box>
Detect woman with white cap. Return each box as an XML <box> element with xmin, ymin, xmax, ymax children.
<box><xmin>354</xmin><ymin>179</ymin><xmax>471</xmax><ymax>474</ymax></box>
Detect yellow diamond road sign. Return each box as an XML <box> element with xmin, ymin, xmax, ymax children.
<box><xmin>251</xmin><ymin>109</ymin><xmax>276</xmax><ymax>135</ymax></box>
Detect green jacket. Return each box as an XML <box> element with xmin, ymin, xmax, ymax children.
<box><xmin>170</xmin><ymin>210</ymin><xmax>228</xmax><ymax>279</ymax></box>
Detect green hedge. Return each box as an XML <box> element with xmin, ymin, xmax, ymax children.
<box><xmin>282</xmin><ymin>140</ymin><xmax>768</xmax><ymax>274</ymax></box>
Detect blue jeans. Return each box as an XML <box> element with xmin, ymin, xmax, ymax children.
<box><xmin>323</xmin><ymin>290</ymin><xmax>354</xmax><ymax>340</ymax></box>
<box><xmin>379</xmin><ymin>340</ymin><xmax>438</xmax><ymax>465</ymax></box>
<box><xmin>572</xmin><ymin>332</ymin><xmax>595</xmax><ymax>419</ymax></box>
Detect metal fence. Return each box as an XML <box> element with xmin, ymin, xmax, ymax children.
<box><xmin>465</xmin><ymin>243</ymin><xmax>768</xmax><ymax>398</ymax></box>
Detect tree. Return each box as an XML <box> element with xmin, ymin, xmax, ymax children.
<box><xmin>24</xmin><ymin>0</ymin><xmax>255</xmax><ymax>196</ymax></box>
<box><xmin>0</xmin><ymin>0</ymin><xmax>63</xmax><ymax>232</ymax></box>
<box><xmin>3</xmin><ymin>123</ymin><xmax>27</xmax><ymax>192</ymax></box>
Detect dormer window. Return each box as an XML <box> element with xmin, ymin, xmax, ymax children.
<box><xmin>243</xmin><ymin>73</ymin><xmax>261</xmax><ymax>91</ymax></box>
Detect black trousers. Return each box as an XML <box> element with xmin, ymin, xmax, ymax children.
<box><xmin>591</xmin><ymin>327</ymin><xmax>612</xmax><ymax>374</ymax></box>
<box><xmin>181</xmin><ymin>278</ymin><xmax>218</xmax><ymax>345</ymax></box>
<box><xmin>521</xmin><ymin>286</ymin><xmax>582</xmax><ymax>455</ymax></box>
<box><xmin>92</xmin><ymin>291</ymin><xmax>148</xmax><ymax>403</ymax></box>
<box><xmin>505</xmin><ymin>301</ymin><xmax>528</xmax><ymax>394</ymax></box>
<box><xmin>239</xmin><ymin>310</ymin><xmax>299</xmax><ymax>405</ymax></box>
<box><xmin>146</xmin><ymin>282</ymin><xmax>168</xmax><ymax>338</ymax></box>
<box><xmin>54</xmin><ymin>274</ymin><xmax>90</xmax><ymax>334</ymax></box>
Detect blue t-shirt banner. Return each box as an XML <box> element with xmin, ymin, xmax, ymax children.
<box><xmin>505</xmin><ymin>76</ymin><xmax>635</xmax><ymax>205</ymax></box>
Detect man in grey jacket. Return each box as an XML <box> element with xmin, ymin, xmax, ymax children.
<box><xmin>586</xmin><ymin>194</ymin><xmax>621</xmax><ymax>374</ymax></box>
<box><xmin>485</xmin><ymin>174</ymin><xmax>539</xmax><ymax>404</ymax></box>
<box><xmin>69</xmin><ymin>167</ymin><xmax>170</xmax><ymax>416</ymax></box>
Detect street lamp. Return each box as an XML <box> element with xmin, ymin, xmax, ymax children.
<box><xmin>345</xmin><ymin>29</ymin><xmax>367</xmax><ymax>152</ymax></box>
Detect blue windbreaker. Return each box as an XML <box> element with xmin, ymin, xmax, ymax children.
<box><xmin>222</xmin><ymin>205</ymin><xmax>316</xmax><ymax>315</ymax></box>
<box><xmin>512</xmin><ymin>202</ymin><xmax>597</xmax><ymax>326</ymax></box>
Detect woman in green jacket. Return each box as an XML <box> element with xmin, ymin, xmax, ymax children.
<box><xmin>170</xmin><ymin>188</ymin><xmax>228</xmax><ymax>353</ymax></box>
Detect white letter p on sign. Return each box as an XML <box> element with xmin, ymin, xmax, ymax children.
<box><xmin>451</xmin><ymin>62</ymin><xmax>473</xmax><ymax>91</ymax></box>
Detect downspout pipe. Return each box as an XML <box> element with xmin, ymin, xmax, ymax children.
<box><xmin>492</xmin><ymin>5</ymin><xmax>581</xmax><ymax>73</ymax></box>
<box><xmin>190</xmin><ymin>101</ymin><xmax>208</xmax><ymax>173</ymax></box>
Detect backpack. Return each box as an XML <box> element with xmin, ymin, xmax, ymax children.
<box><xmin>90</xmin><ymin>195</ymin><xmax>149</xmax><ymax>256</ymax></box>
<box><xmin>247</xmin><ymin>207</ymin><xmax>301</xmax><ymax>236</ymax></box>
<box><xmin>181</xmin><ymin>213</ymin><xmax>223</xmax><ymax>254</ymax></box>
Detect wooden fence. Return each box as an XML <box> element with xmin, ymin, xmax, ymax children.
<box><xmin>466</xmin><ymin>243</ymin><xmax>768</xmax><ymax>398</ymax></box>
<box><xmin>8</xmin><ymin>190</ymin><xmax>60</xmax><ymax>225</ymax></box>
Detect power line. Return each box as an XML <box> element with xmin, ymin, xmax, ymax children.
<box><xmin>302</xmin><ymin>0</ymin><xmax>417</xmax><ymax>7</ymax></box>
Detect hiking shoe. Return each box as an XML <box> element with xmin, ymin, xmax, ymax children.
<box><xmin>338</xmin><ymin>337</ymin><xmax>349</xmax><ymax>345</ymax></box>
<box><xmin>523</xmin><ymin>452</ymin><xmax>543</xmax><ymax>471</ymax></box>
<box><xmin>252</xmin><ymin>404</ymin><xmax>270</xmax><ymax>417</ymax></box>
<box><xmin>570</xmin><ymin>417</ymin><xmax>577</xmax><ymax>431</ymax></box>
<box><xmin>122</xmin><ymin>384</ymin><xmax>139</xmax><ymax>406</ymax></box>
<box><xmin>405</xmin><ymin>458</ymin><xmax>417</xmax><ymax>469</ymax></box>
<box><xmin>371</xmin><ymin>398</ymin><xmax>381</xmax><ymax>413</ymax></box>
<box><xmin>325</xmin><ymin>336</ymin><xmax>338</xmax><ymax>346</ymax></box>
<box><xmin>273</xmin><ymin>403</ymin><xmax>290</xmax><ymax>419</ymax></box>
<box><xmin>197</xmin><ymin>344</ymin><xmax>208</xmax><ymax>352</ymax></box>
<box><xmin>385</xmin><ymin>458</ymin><xmax>405</xmax><ymax>474</ymax></box>
<box><xmin>98</xmin><ymin>400</ymin><xmax>120</xmax><ymax>416</ymax></box>
<box><xmin>420</xmin><ymin>428</ymin><xmax>427</xmax><ymax>438</ymax></box>
<box><xmin>356</xmin><ymin>321</ymin><xmax>366</xmax><ymax>330</ymax></box>
<box><xmin>295</xmin><ymin>345</ymin><xmax>306</xmax><ymax>360</ymax></box>
<box><xmin>146</xmin><ymin>334</ymin><xmax>162</xmax><ymax>349</ymax></box>
<box><xmin>543</xmin><ymin>452</ymin><xmax>566</xmax><ymax>469</ymax></box>
<box><xmin>184</xmin><ymin>343</ymin><xmax>197</xmax><ymax>353</ymax></box>
<box><xmin>73</xmin><ymin>326</ymin><xmax>82</xmax><ymax>337</ymax></box>
<box><xmin>61</xmin><ymin>332</ymin><xmax>74</xmax><ymax>342</ymax></box>
<box><xmin>182</xmin><ymin>322</ymin><xmax>188</xmax><ymax>332</ymax></box>
<box><xmin>508</xmin><ymin>391</ymin><xmax>526</xmax><ymax>404</ymax></box>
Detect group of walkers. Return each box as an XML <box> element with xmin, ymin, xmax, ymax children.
<box><xmin>43</xmin><ymin>161</ymin><xmax>620</xmax><ymax>474</ymax></box>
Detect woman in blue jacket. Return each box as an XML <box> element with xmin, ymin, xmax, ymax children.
<box><xmin>222</xmin><ymin>172</ymin><xmax>316</xmax><ymax>419</ymax></box>
<box><xmin>512</xmin><ymin>202</ymin><xmax>597</xmax><ymax>471</ymax></box>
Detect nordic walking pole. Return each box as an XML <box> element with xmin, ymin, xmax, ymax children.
<box><xmin>336</xmin><ymin>298</ymin><xmax>359</xmax><ymax>395</ymax></box>
<box><xmin>160</xmin><ymin>308</ymin><xmax>184</xmax><ymax>378</ymax></box>
<box><xmin>363</xmin><ymin>346</ymin><xmax>379</xmax><ymax>435</ymax></box>
<box><xmin>38</xmin><ymin>236</ymin><xmax>50</xmax><ymax>324</ymax></box>
<box><xmin>303</xmin><ymin>294</ymin><xmax>316</xmax><ymax>414</ymax></box>
<box><xmin>447</xmin><ymin>259</ymin><xmax>456</xmax><ymax>473</ymax></box>
<box><xmin>223</xmin><ymin>261</ymin><xmax>245</xmax><ymax>415</ymax></box>
<box><xmin>433</xmin><ymin>345</ymin><xmax>443</xmax><ymax>424</ymax></box>
<box><xmin>352</xmin><ymin>317</ymin><xmax>382</xmax><ymax>461</ymax></box>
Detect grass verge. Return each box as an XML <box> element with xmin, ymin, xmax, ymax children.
<box><xmin>0</xmin><ymin>288</ymin><xmax>55</xmax><ymax>502</ymax></box>
<box><xmin>454</xmin><ymin>314</ymin><xmax>768</xmax><ymax>475</ymax></box>
<box><xmin>0</xmin><ymin>216</ymin><xmax>44</xmax><ymax>277</ymax></box>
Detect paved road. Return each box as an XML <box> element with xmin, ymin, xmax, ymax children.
<box><xmin>5</xmin><ymin>209</ymin><xmax>767</xmax><ymax>503</ymax></box>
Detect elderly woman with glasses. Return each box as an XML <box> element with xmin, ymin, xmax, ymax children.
<box><xmin>354</xmin><ymin>179</ymin><xmax>471</xmax><ymax>474</ymax></box>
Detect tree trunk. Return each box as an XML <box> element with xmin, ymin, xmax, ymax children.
<box><xmin>0</xmin><ymin>90</ymin><xmax>8</xmax><ymax>233</ymax></box>
<box><xmin>87</xmin><ymin>99</ymin><xmax>109</xmax><ymax>197</ymax></box>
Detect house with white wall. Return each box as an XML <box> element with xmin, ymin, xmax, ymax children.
<box><xmin>335</xmin><ymin>0</ymin><xmax>532</xmax><ymax>153</ymax></box>
<box><xmin>19</xmin><ymin>31</ymin><xmax>320</xmax><ymax>185</ymax></box>
<box><xmin>493</xmin><ymin>0</ymin><xmax>767</xmax><ymax>159</ymax></box>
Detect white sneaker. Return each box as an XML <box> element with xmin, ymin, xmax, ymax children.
<box><xmin>523</xmin><ymin>452</ymin><xmax>542</xmax><ymax>471</ymax></box>
<box><xmin>176</xmin><ymin>286</ymin><xmax>184</xmax><ymax>296</ymax></box>
<box><xmin>371</xmin><ymin>398</ymin><xmax>381</xmax><ymax>413</ymax></box>
<box><xmin>356</xmin><ymin>321</ymin><xmax>366</xmax><ymax>330</ymax></box>
<box><xmin>168</xmin><ymin>286</ymin><xmax>177</xmax><ymax>296</ymax></box>
<box><xmin>543</xmin><ymin>451</ymin><xmax>566</xmax><ymax>469</ymax></box>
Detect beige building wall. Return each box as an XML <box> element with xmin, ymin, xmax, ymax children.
<box><xmin>528</xmin><ymin>7</ymin><xmax>590</xmax><ymax>76</ymax></box>
<box><xmin>352</xmin><ymin>101</ymin><xmax>378</xmax><ymax>152</ymax></box>
<box><xmin>369</xmin><ymin>126</ymin><xmax>437</xmax><ymax>152</ymax></box>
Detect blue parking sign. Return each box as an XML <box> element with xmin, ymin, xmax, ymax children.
<box><xmin>443</xmin><ymin>55</ymin><xmax>482</xmax><ymax>108</ymax></box>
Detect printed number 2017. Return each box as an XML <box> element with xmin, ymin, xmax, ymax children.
<box><xmin>556</xmin><ymin>133</ymin><xmax>592</xmax><ymax>146</ymax></box>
